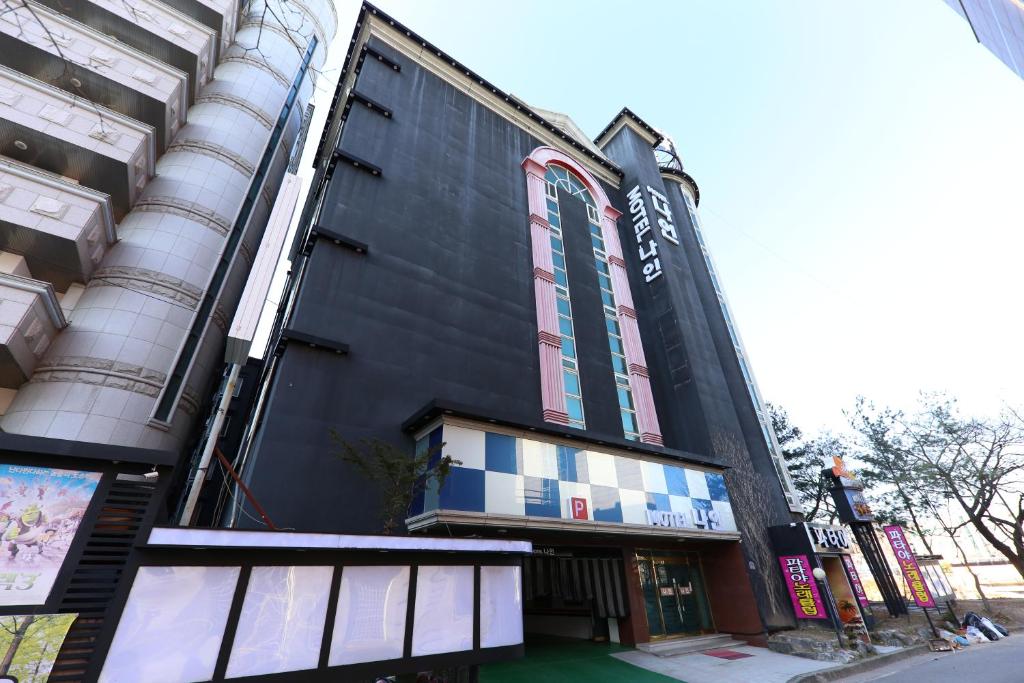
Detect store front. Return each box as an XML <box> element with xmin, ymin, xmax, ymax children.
<box><xmin>770</xmin><ymin>522</ymin><xmax>873</xmax><ymax>632</ymax></box>
<box><xmin>638</xmin><ymin>550</ymin><xmax>714</xmax><ymax>638</ymax></box>
<box><xmin>404</xmin><ymin>415</ymin><xmax>768</xmax><ymax>647</ymax></box>
<box><xmin>522</xmin><ymin>547</ymin><xmax>630</xmax><ymax>641</ymax></box>
<box><xmin>518</xmin><ymin>547</ymin><xmax>719</xmax><ymax>644</ymax></box>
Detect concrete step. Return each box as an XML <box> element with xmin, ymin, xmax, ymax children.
<box><xmin>635</xmin><ymin>633</ymin><xmax>746</xmax><ymax>657</ymax></box>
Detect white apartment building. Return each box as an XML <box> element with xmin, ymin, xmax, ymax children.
<box><xmin>0</xmin><ymin>0</ymin><xmax>337</xmax><ymax>451</ymax></box>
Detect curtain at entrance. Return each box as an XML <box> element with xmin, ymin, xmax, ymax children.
<box><xmin>522</xmin><ymin>557</ymin><xmax>629</xmax><ymax>618</ymax></box>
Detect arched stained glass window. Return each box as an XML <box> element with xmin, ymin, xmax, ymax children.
<box><xmin>542</xmin><ymin>164</ymin><xmax>586</xmax><ymax>428</ymax></box>
<box><xmin>545</xmin><ymin>165</ymin><xmax>596</xmax><ymax>207</ymax></box>
<box><xmin>543</xmin><ymin>163</ymin><xmax>640</xmax><ymax>441</ymax></box>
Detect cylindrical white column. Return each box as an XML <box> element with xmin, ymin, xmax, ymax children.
<box><xmin>0</xmin><ymin>0</ymin><xmax>337</xmax><ymax>450</ymax></box>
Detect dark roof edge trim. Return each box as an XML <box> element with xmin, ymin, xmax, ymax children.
<box><xmin>660</xmin><ymin>167</ymin><xmax>701</xmax><ymax>207</ymax></box>
<box><xmin>316</xmin><ymin>2</ymin><xmax>624</xmax><ymax>179</ymax></box>
<box><xmin>402</xmin><ymin>399</ymin><xmax>725</xmax><ymax>470</ymax></box>
<box><xmin>594</xmin><ymin>107</ymin><xmax>665</xmax><ymax>149</ymax></box>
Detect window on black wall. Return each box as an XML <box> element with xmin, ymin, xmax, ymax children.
<box><xmin>544</xmin><ymin>164</ymin><xmax>639</xmax><ymax>441</ymax></box>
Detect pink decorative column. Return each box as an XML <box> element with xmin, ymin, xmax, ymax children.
<box><xmin>601</xmin><ymin>209</ymin><xmax>664</xmax><ymax>446</ymax></box>
<box><xmin>522</xmin><ymin>156</ymin><xmax>569</xmax><ymax>425</ymax></box>
<box><xmin>522</xmin><ymin>147</ymin><xmax>663</xmax><ymax>444</ymax></box>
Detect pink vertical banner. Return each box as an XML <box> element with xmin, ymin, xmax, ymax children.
<box><xmin>842</xmin><ymin>555</ymin><xmax>870</xmax><ymax>607</ymax></box>
<box><xmin>778</xmin><ymin>555</ymin><xmax>827</xmax><ymax>620</ymax></box>
<box><xmin>882</xmin><ymin>525</ymin><xmax>936</xmax><ymax>608</ymax></box>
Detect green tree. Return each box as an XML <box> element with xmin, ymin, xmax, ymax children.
<box><xmin>851</xmin><ymin>394</ymin><xmax>1024</xmax><ymax>583</ymax></box>
<box><xmin>770</xmin><ymin>405</ymin><xmax>838</xmax><ymax>522</ymax></box>
<box><xmin>848</xmin><ymin>397</ymin><xmax>937</xmax><ymax>551</ymax></box>
<box><xmin>330</xmin><ymin>434</ymin><xmax>460</xmax><ymax>535</ymax></box>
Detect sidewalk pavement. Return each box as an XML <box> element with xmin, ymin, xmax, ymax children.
<box><xmin>481</xmin><ymin>638</ymin><xmax>918</xmax><ymax>683</ymax></box>
<box><xmin>612</xmin><ymin>644</ymin><xmax>836</xmax><ymax>683</ymax></box>
<box><xmin>481</xmin><ymin>639</ymin><xmax>682</xmax><ymax>683</ymax></box>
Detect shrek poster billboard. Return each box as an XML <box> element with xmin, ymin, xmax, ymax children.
<box><xmin>0</xmin><ymin>465</ymin><xmax>101</xmax><ymax>606</ymax></box>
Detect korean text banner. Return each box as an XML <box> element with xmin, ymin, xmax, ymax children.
<box><xmin>778</xmin><ymin>554</ymin><xmax>826</xmax><ymax>620</ymax></box>
<box><xmin>841</xmin><ymin>555</ymin><xmax>870</xmax><ymax>607</ymax></box>
<box><xmin>0</xmin><ymin>465</ymin><xmax>101</xmax><ymax>606</ymax></box>
<box><xmin>882</xmin><ymin>525</ymin><xmax>935</xmax><ymax>608</ymax></box>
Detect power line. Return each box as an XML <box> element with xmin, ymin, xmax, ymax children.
<box><xmin>700</xmin><ymin>204</ymin><xmax>848</xmax><ymax>299</ymax></box>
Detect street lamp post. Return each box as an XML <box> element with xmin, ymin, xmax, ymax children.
<box><xmin>812</xmin><ymin>566</ymin><xmax>846</xmax><ymax>650</ymax></box>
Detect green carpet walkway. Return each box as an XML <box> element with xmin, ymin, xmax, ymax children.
<box><xmin>480</xmin><ymin>638</ymin><xmax>683</xmax><ymax>683</ymax></box>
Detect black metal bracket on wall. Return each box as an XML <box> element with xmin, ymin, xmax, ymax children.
<box><xmin>332</xmin><ymin>149</ymin><xmax>382</xmax><ymax>177</ymax></box>
<box><xmin>309</xmin><ymin>225</ymin><xmax>369</xmax><ymax>255</ymax></box>
<box><xmin>276</xmin><ymin>327</ymin><xmax>349</xmax><ymax>357</ymax></box>
<box><xmin>363</xmin><ymin>44</ymin><xmax>402</xmax><ymax>73</ymax></box>
<box><xmin>313</xmin><ymin>43</ymin><xmax>401</xmax><ymax>167</ymax></box>
<box><xmin>348</xmin><ymin>89</ymin><xmax>392</xmax><ymax>120</ymax></box>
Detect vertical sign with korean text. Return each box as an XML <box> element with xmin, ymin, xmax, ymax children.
<box><xmin>778</xmin><ymin>555</ymin><xmax>826</xmax><ymax>620</ymax></box>
<box><xmin>882</xmin><ymin>525</ymin><xmax>935</xmax><ymax>608</ymax></box>
<box><xmin>842</xmin><ymin>555</ymin><xmax>870</xmax><ymax>607</ymax></box>
<box><xmin>0</xmin><ymin>465</ymin><xmax>102</xmax><ymax>606</ymax></box>
<box><xmin>626</xmin><ymin>185</ymin><xmax>680</xmax><ymax>285</ymax></box>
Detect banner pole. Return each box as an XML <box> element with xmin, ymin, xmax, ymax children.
<box><xmin>946</xmin><ymin>599</ymin><xmax>958</xmax><ymax>625</ymax></box>
<box><xmin>922</xmin><ymin>606</ymin><xmax>939</xmax><ymax>638</ymax></box>
<box><xmin>812</xmin><ymin>568</ymin><xmax>845</xmax><ymax>649</ymax></box>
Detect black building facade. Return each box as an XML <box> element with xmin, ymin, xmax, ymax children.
<box><xmin>230</xmin><ymin>3</ymin><xmax>804</xmax><ymax>645</ymax></box>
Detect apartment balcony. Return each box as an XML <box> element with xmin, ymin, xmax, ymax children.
<box><xmin>154</xmin><ymin>0</ymin><xmax>241</xmax><ymax>57</ymax></box>
<box><xmin>0</xmin><ymin>65</ymin><xmax>156</xmax><ymax>220</ymax></box>
<box><xmin>35</xmin><ymin>0</ymin><xmax>217</xmax><ymax>103</ymax></box>
<box><xmin>0</xmin><ymin>0</ymin><xmax>188</xmax><ymax>153</ymax></box>
<box><xmin>0</xmin><ymin>157</ymin><xmax>116</xmax><ymax>290</ymax></box>
<box><xmin>0</xmin><ymin>272</ymin><xmax>66</xmax><ymax>389</ymax></box>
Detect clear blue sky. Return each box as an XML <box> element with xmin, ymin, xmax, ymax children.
<box><xmin>280</xmin><ymin>0</ymin><xmax>1024</xmax><ymax>435</ymax></box>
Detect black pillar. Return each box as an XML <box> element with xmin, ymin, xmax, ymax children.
<box><xmin>849</xmin><ymin>523</ymin><xmax>907</xmax><ymax>617</ymax></box>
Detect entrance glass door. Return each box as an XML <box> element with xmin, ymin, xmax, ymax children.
<box><xmin>637</xmin><ymin>551</ymin><xmax>714</xmax><ymax>638</ymax></box>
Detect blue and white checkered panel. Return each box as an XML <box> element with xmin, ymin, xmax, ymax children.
<box><xmin>415</xmin><ymin>425</ymin><xmax>736</xmax><ymax>533</ymax></box>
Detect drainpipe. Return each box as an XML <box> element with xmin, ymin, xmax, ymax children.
<box><xmin>178</xmin><ymin>362</ymin><xmax>240</xmax><ymax>525</ymax></box>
